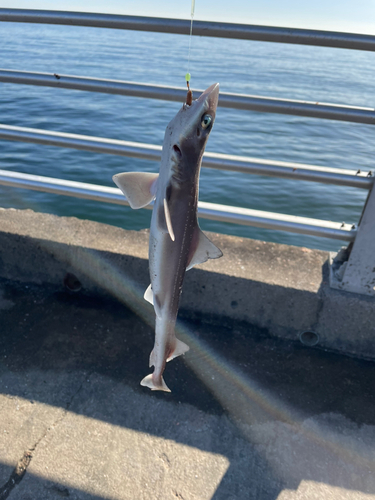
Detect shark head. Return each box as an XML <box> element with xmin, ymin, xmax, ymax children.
<box><xmin>164</xmin><ymin>83</ymin><xmax>220</xmax><ymax>183</ymax></box>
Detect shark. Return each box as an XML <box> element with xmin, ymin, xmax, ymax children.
<box><xmin>113</xmin><ymin>83</ymin><xmax>222</xmax><ymax>392</ymax></box>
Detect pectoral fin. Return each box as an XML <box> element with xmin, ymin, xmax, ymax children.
<box><xmin>187</xmin><ymin>228</ymin><xmax>223</xmax><ymax>270</ymax></box>
<box><xmin>113</xmin><ymin>172</ymin><xmax>158</xmax><ymax>209</ymax></box>
<box><xmin>163</xmin><ymin>198</ymin><xmax>175</xmax><ymax>241</ymax></box>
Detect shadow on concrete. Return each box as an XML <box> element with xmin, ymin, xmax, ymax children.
<box><xmin>0</xmin><ymin>230</ymin><xmax>325</xmax><ymax>347</ymax></box>
<box><xmin>0</xmin><ymin>463</ymin><xmax>14</xmax><ymax>497</ymax></box>
<box><xmin>1</xmin><ymin>278</ymin><xmax>375</xmax><ymax>499</ymax></box>
<box><xmin>0</xmin><ymin>466</ymin><xmax>112</xmax><ymax>500</ymax></box>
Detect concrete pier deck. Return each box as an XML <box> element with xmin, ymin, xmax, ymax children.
<box><xmin>1</xmin><ymin>278</ymin><xmax>375</xmax><ymax>499</ymax></box>
<box><xmin>0</xmin><ymin>208</ymin><xmax>374</xmax><ymax>361</ymax></box>
<box><xmin>0</xmin><ymin>208</ymin><xmax>375</xmax><ymax>499</ymax></box>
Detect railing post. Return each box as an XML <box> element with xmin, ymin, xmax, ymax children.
<box><xmin>330</xmin><ymin>181</ymin><xmax>375</xmax><ymax>296</ymax></box>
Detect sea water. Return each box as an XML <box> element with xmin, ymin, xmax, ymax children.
<box><xmin>0</xmin><ymin>21</ymin><xmax>374</xmax><ymax>251</ymax></box>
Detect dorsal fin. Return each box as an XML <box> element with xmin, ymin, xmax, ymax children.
<box><xmin>144</xmin><ymin>284</ymin><xmax>154</xmax><ymax>305</ymax></box>
<box><xmin>143</xmin><ymin>284</ymin><xmax>162</xmax><ymax>319</ymax></box>
<box><xmin>167</xmin><ymin>338</ymin><xmax>190</xmax><ymax>362</ymax></box>
<box><xmin>187</xmin><ymin>228</ymin><xmax>223</xmax><ymax>271</ymax></box>
<box><xmin>113</xmin><ymin>172</ymin><xmax>158</xmax><ymax>209</ymax></box>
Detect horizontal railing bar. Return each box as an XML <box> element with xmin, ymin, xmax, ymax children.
<box><xmin>0</xmin><ymin>123</ymin><xmax>162</xmax><ymax>159</ymax></box>
<box><xmin>198</xmin><ymin>202</ymin><xmax>356</xmax><ymax>241</ymax></box>
<box><xmin>0</xmin><ymin>124</ymin><xmax>373</xmax><ymax>189</ymax></box>
<box><xmin>2</xmin><ymin>70</ymin><xmax>375</xmax><ymax>125</ymax></box>
<box><xmin>0</xmin><ymin>169</ymin><xmax>356</xmax><ymax>241</ymax></box>
<box><xmin>1</xmin><ymin>9</ymin><xmax>375</xmax><ymax>52</ymax></box>
<box><xmin>203</xmin><ymin>153</ymin><xmax>374</xmax><ymax>189</ymax></box>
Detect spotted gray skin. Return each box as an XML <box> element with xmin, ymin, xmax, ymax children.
<box><xmin>113</xmin><ymin>83</ymin><xmax>222</xmax><ymax>392</ymax></box>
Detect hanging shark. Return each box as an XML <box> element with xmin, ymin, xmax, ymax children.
<box><xmin>113</xmin><ymin>83</ymin><xmax>222</xmax><ymax>392</ymax></box>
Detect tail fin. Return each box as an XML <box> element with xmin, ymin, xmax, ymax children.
<box><xmin>140</xmin><ymin>374</ymin><xmax>171</xmax><ymax>392</ymax></box>
<box><xmin>167</xmin><ymin>338</ymin><xmax>190</xmax><ymax>362</ymax></box>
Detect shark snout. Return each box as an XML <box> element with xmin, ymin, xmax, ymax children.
<box><xmin>197</xmin><ymin>83</ymin><xmax>219</xmax><ymax>110</ymax></box>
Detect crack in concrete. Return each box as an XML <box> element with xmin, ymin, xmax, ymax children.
<box><xmin>0</xmin><ymin>451</ymin><xmax>32</xmax><ymax>500</ymax></box>
<box><xmin>0</xmin><ymin>372</ymin><xmax>92</xmax><ymax>499</ymax></box>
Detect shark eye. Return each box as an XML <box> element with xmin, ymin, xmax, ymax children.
<box><xmin>201</xmin><ymin>114</ymin><xmax>212</xmax><ymax>130</ymax></box>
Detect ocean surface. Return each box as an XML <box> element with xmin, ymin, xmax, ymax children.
<box><xmin>0</xmin><ymin>21</ymin><xmax>374</xmax><ymax>251</ymax></box>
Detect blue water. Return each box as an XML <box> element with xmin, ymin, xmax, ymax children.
<box><xmin>0</xmin><ymin>22</ymin><xmax>374</xmax><ymax>251</ymax></box>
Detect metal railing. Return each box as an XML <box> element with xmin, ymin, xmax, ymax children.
<box><xmin>1</xmin><ymin>69</ymin><xmax>375</xmax><ymax>125</ymax></box>
<box><xmin>0</xmin><ymin>124</ymin><xmax>372</xmax><ymax>189</ymax></box>
<box><xmin>0</xmin><ymin>169</ymin><xmax>356</xmax><ymax>241</ymax></box>
<box><xmin>1</xmin><ymin>9</ymin><xmax>375</xmax><ymax>51</ymax></box>
<box><xmin>1</xmin><ymin>9</ymin><xmax>375</xmax><ymax>294</ymax></box>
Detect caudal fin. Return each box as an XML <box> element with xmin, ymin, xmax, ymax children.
<box><xmin>140</xmin><ymin>374</ymin><xmax>171</xmax><ymax>392</ymax></box>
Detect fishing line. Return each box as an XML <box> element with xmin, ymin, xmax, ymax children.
<box><xmin>185</xmin><ymin>0</ymin><xmax>195</xmax><ymax>105</ymax></box>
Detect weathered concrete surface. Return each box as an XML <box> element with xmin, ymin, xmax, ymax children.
<box><xmin>0</xmin><ymin>279</ymin><xmax>375</xmax><ymax>499</ymax></box>
<box><xmin>0</xmin><ymin>207</ymin><xmax>374</xmax><ymax>359</ymax></box>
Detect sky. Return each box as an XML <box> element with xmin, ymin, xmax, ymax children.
<box><xmin>1</xmin><ymin>0</ymin><xmax>375</xmax><ymax>35</ymax></box>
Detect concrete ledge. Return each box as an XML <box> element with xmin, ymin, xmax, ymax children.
<box><xmin>0</xmin><ymin>208</ymin><xmax>374</xmax><ymax>359</ymax></box>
